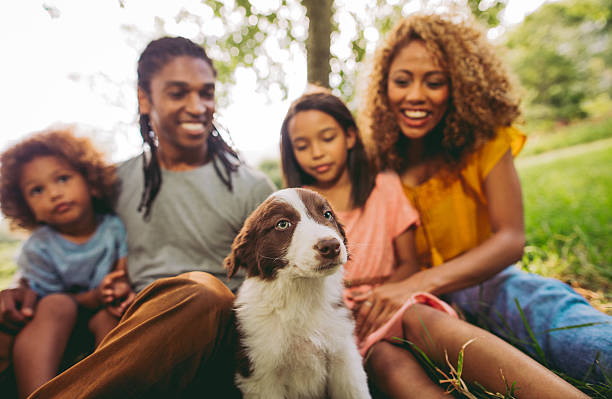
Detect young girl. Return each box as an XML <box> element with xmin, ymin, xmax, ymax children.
<box><xmin>360</xmin><ymin>12</ymin><xmax>611</xmax><ymax>391</ymax></box>
<box><xmin>280</xmin><ymin>89</ymin><xmax>587</xmax><ymax>398</ymax></box>
<box><xmin>0</xmin><ymin>128</ymin><xmax>132</xmax><ymax>398</ymax></box>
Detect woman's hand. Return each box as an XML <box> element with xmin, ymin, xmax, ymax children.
<box><xmin>353</xmin><ymin>278</ymin><xmax>422</xmax><ymax>341</ymax></box>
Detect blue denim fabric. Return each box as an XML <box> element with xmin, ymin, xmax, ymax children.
<box><xmin>443</xmin><ymin>266</ymin><xmax>612</xmax><ymax>384</ymax></box>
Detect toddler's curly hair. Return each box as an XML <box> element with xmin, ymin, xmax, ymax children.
<box><xmin>361</xmin><ymin>13</ymin><xmax>521</xmax><ymax>172</ymax></box>
<box><xmin>0</xmin><ymin>128</ymin><xmax>118</xmax><ymax>230</ymax></box>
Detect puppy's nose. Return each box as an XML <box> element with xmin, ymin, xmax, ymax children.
<box><xmin>315</xmin><ymin>238</ymin><xmax>341</xmax><ymax>259</ymax></box>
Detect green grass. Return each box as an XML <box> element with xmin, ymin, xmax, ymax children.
<box><xmin>520</xmin><ymin>114</ymin><xmax>612</xmax><ymax>156</ymax></box>
<box><xmin>0</xmin><ymin>241</ymin><xmax>20</xmax><ymax>289</ymax></box>
<box><xmin>517</xmin><ymin>139</ymin><xmax>612</xmax><ymax>308</ymax></box>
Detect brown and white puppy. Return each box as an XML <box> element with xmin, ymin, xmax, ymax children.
<box><xmin>225</xmin><ymin>188</ymin><xmax>371</xmax><ymax>399</ymax></box>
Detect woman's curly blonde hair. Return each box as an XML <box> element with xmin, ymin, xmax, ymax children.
<box><xmin>0</xmin><ymin>128</ymin><xmax>118</xmax><ymax>231</ymax></box>
<box><xmin>361</xmin><ymin>13</ymin><xmax>521</xmax><ymax>172</ymax></box>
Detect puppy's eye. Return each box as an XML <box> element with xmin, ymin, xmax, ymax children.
<box><xmin>275</xmin><ymin>220</ymin><xmax>291</xmax><ymax>230</ymax></box>
<box><xmin>323</xmin><ymin>211</ymin><xmax>333</xmax><ymax>220</ymax></box>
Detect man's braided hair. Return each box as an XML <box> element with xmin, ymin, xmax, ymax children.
<box><xmin>137</xmin><ymin>37</ymin><xmax>240</xmax><ymax>220</ymax></box>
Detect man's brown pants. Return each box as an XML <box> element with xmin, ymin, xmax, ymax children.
<box><xmin>1</xmin><ymin>272</ymin><xmax>240</xmax><ymax>399</ymax></box>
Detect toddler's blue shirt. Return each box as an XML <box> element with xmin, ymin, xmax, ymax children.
<box><xmin>17</xmin><ymin>214</ymin><xmax>128</xmax><ymax>297</ymax></box>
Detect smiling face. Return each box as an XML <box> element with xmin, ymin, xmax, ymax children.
<box><xmin>20</xmin><ymin>155</ymin><xmax>95</xmax><ymax>233</ymax></box>
<box><xmin>287</xmin><ymin>110</ymin><xmax>356</xmax><ymax>187</ymax></box>
<box><xmin>138</xmin><ymin>55</ymin><xmax>216</xmax><ymax>162</ymax></box>
<box><xmin>387</xmin><ymin>40</ymin><xmax>450</xmax><ymax>141</ymax></box>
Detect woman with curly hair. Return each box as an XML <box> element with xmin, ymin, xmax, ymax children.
<box><xmin>0</xmin><ymin>128</ymin><xmax>133</xmax><ymax>398</ymax></box>
<box><xmin>280</xmin><ymin>89</ymin><xmax>587</xmax><ymax>398</ymax></box>
<box><xmin>358</xmin><ymin>12</ymin><xmax>612</xmax><ymax>395</ymax></box>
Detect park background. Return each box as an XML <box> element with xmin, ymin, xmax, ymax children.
<box><xmin>0</xmin><ymin>0</ymin><xmax>611</xmax><ymax>396</ymax></box>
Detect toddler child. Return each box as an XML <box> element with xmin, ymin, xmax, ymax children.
<box><xmin>0</xmin><ymin>128</ymin><xmax>132</xmax><ymax>398</ymax></box>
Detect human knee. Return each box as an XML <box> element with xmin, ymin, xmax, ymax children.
<box><xmin>88</xmin><ymin>309</ymin><xmax>113</xmax><ymax>332</ymax></box>
<box><xmin>36</xmin><ymin>294</ymin><xmax>78</xmax><ymax>323</ymax></box>
<box><xmin>366</xmin><ymin>341</ymin><xmax>400</xmax><ymax>376</ymax></box>
<box><xmin>401</xmin><ymin>304</ymin><xmax>437</xmax><ymax>342</ymax></box>
<box><xmin>177</xmin><ymin>272</ymin><xmax>235</xmax><ymax>312</ymax></box>
<box><xmin>14</xmin><ymin>294</ymin><xmax>77</xmax><ymax>352</ymax></box>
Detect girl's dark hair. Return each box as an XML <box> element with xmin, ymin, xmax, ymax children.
<box><xmin>280</xmin><ymin>89</ymin><xmax>376</xmax><ymax>208</ymax></box>
<box><xmin>137</xmin><ymin>36</ymin><xmax>240</xmax><ymax>219</ymax></box>
<box><xmin>0</xmin><ymin>128</ymin><xmax>118</xmax><ymax>231</ymax></box>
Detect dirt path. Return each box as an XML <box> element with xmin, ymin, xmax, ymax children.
<box><xmin>516</xmin><ymin>137</ymin><xmax>612</xmax><ymax>168</ymax></box>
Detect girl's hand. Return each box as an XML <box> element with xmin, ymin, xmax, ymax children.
<box><xmin>353</xmin><ymin>279</ymin><xmax>421</xmax><ymax>341</ymax></box>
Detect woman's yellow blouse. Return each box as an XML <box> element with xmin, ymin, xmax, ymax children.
<box><xmin>402</xmin><ymin>126</ymin><xmax>526</xmax><ymax>268</ymax></box>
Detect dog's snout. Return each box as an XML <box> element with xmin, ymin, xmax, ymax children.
<box><xmin>315</xmin><ymin>237</ymin><xmax>341</xmax><ymax>259</ymax></box>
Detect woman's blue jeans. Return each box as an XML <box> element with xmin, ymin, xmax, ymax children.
<box><xmin>444</xmin><ymin>265</ymin><xmax>612</xmax><ymax>384</ymax></box>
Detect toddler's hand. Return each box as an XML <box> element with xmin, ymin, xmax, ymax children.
<box><xmin>106</xmin><ymin>279</ymin><xmax>135</xmax><ymax>318</ymax></box>
<box><xmin>96</xmin><ymin>269</ymin><xmax>127</xmax><ymax>306</ymax></box>
<box><xmin>106</xmin><ymin>284</ymin><xmax>135</xmax><ymax>318</ymax></box>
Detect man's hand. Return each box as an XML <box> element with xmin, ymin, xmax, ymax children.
<box><xmin>0</xmin><ymin>287</ymin><xmax>38</xmax><ymax>332</ymax></box>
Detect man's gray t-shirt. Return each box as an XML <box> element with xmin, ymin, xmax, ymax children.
<box><xmin>116</xmin><ymin>156</ymin><xmax>276</xmax><ymax>293</ymax></box>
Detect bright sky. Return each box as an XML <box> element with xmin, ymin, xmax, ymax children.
<box><xmin>0</xmin><ymin>0</ymin><xmax>550</xmax><ymax>166</ymax></box>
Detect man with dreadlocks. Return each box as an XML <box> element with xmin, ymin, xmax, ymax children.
<box><xmin>0</xmin><ymin>37</ymin><xmax>275</xmax><ymax>398</ymax></box>
<box><xmin>123</xmin><ymin>36</ymin><xmax>275</xmax><ymax>294</ymax></box>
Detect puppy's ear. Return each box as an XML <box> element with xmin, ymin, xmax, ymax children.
<box><xmin>223</xmin><ymin>251</ymin><xmax>239</xmax><ymax>279</ymax></box>
<box><xmin>336</xmin><ymin>219</ymin><xmax>350</xmax><ymax>261</ymax></box>
<box><xmin>336</xmin><ymin>218</ymin><xmax>347</xmax><ymax>246</ymax></box>
<box><xmin>224</xmin><ymin>225</ymin><xmax>253</xmax><ymax>279</ymax></box>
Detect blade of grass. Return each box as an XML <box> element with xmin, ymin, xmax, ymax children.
<box><xmin>542</xmin><ymin>321</ymin><xmax>611</xmax><ymax>334</ymax></box>
<box><xmin>456</xmin><ymin>338</ymin><xmax>477</xmax><ymax>380</ymax></box>
<box><xmin>514</xmin><ymin>298</ymin><xmax>548</xmax><ymax>365</ymax></box>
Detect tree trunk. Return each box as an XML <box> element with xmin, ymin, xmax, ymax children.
<box><xmin>302</xmin><ymin>0</ymin><xmax>333</xmax><ymax>88</ymax></box>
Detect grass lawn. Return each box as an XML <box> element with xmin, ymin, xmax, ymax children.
<box><xmin>0</xmin><ymin>241</ymin><xmax>19</xmax><ymax>289</ymax></box>
<box><xmin>521</xmin><ymin>113</ymin><xmax>612</xmax><ymax>156</ymax></box>
<box><xmin>517</xmin><ymin>138</ymin><xmax>612</xmax><ymax>313</ymax></box>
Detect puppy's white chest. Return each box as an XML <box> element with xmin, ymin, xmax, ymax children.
<box><xmin>225</xmin><ymin>188</ymin><xmax>371</xmax><ymax>398</ymax></box>
<box><xmin>236</xmin><ymin>304</ymin><xmax>337</xmax><ymax>399</ymax></box>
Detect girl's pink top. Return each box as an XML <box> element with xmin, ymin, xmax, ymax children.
<box><xmin>337</xmin><ymin>171</ymin><xmax>419</xmax><ymax>302</ymax></box>
<box><xmin>336</xmin><ymin>171</ymin><xmax>457</xmax><ymax>356</ymax></box>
